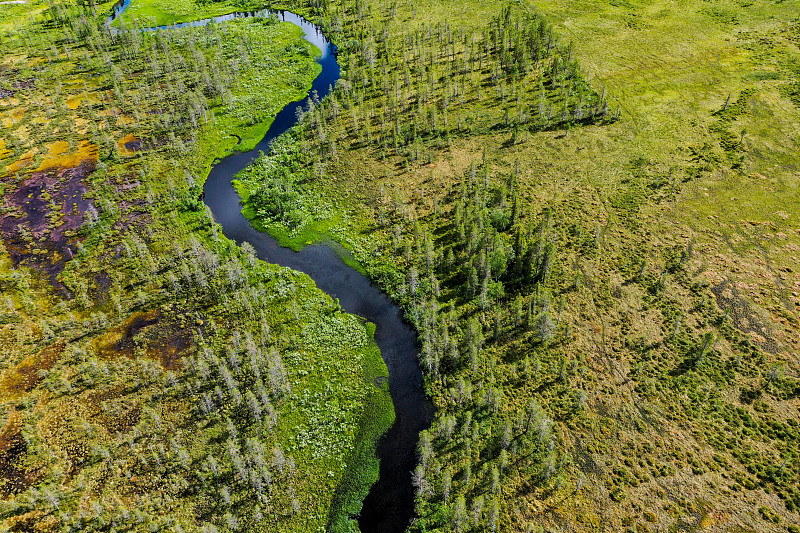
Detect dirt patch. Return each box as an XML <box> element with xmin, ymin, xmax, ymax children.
<box><xmin>94</xmin><ymin>309</ymin><xmax>193</xmax><ymax>370</ymax></box>
<box><xmin>0</xmin><ymin>412</ymin><xmax>38</xmax><ymax>498</ymax></box>
<box><xmin>0</xmin><ymin>341</ymin><xmax>64</xmax><ymax>400</ymax></box>
<box><xmin>0</xmin><ymin>161</ymin><xmax>95</xmax><ymax>291</ymax></box>
<box><xmin>117</xmin><ymin>133</ymin><xmax>144</xmax><ymax>157</ymax></box>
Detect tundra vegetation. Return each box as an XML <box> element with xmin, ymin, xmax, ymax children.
<box><xmin>238</xmin><ymin>0</ymin><xmax>800</xmax><ymax>531</ymax></box>
<box><xmin>1</xmin><ymin>0</ymin><xmax>800</xmax><ymax>531</ymax></box>
<box><xmin>0</xmin><ymin>0</ymin><xmax>391</xmax><ymax>531</ymax></box>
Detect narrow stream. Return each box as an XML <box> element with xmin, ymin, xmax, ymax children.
<box><xmin>107</xmin><ymin>4</ymin><xmax>433</xmax><ymax>532</ymax></box>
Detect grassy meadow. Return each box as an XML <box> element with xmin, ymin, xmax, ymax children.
<box><xmin>238</xmin><ymin>0</ymin><xmax>800</xmax><ymax>531</ymax></box>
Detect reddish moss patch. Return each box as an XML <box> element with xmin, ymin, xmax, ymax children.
<box><xmin>0</xmin><ymin>341</ymin><xmax>64</xmax><ymax>400</ymax></box>
<box><xmin>0</xmin><ymin>412</ymin><xmax>37</xmax><ymax>498</ymax></box>
<box><xmin>94</xmin><ymin>309</ymin><xmax>193</xmax><ymax>370</ymax></box>
<box><xmin>0</xmin><ymin>161</ymin><xmax>95</xmax><ymax>291</ymax></box>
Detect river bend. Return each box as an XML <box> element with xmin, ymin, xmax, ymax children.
<box><xmin>107</xmin><ymin>4</ymin><xmax>433</xmax><ymax>531</ymax></box>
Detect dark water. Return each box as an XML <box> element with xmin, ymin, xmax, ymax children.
<box><xmin>107</xmin><ymin>4</ymin><xmax>433</xmax><ymax>532</ymax></box>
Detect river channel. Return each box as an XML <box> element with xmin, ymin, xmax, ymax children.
<box><xmin>107</xmin><ymin>4</ymin><xmax>433</xmax><ymax>531</ymax></box>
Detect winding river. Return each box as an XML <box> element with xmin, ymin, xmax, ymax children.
<box><xmin>108</xmin><ymin>4</ymin><xmax>433</xmax><ymax>532</ymax></box>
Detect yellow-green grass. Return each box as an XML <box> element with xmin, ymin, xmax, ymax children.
<box><xmin>112</xmin><ymin>0</ymin><xmax>255</xmax><ymax>27</ymax></box>
<box><xmin>238</xmin><ymin>0</ymin><xmax>800</xmax><ymax>530</ymax></box>
<box><xmin>521</xmin><ymin>0</ymin><xmax>800</xmax><ymax>352</ymax></box>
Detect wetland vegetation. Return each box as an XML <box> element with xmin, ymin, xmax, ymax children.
<box><xmin>1</xmin><ymin>0</ymin><xmax>800</xmax><ymax>531</ymax></box>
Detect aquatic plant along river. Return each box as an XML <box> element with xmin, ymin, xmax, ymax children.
<box><xmin>107</xmin><ymin>3</ymin><xmax>434</xmax><ymax>532</ymax></box>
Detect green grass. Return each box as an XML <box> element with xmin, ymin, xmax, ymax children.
<box><xmin>112</xmin><ymin>0</ymin><xmax>258</xmax><ymax>27</ymax></box>
<box><xmin>0</xmin><ymin>1</ymin><xmax>395</xmax><ymax>531</ymax></box>
<box><xmin>238</xmin><ymin>194</ymin><xmax>342</xmax><ymax>250</ymax></box>
<box><xmin>326</xmin><ymin>323</ymin><xmax>394</xmax><ymax>532</ymax></box>
<box><xmin>237</xmin><ymin>0</ymin><xmax>800</xmax><ymax>530</ymax></box>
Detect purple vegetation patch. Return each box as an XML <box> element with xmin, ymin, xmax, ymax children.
<box><xmin>0</xmin><ymin>161</ymin><xmax>96</xmax><ymax>292</ymax></box>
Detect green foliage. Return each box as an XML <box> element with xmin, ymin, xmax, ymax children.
<box><xmin>5</xmin><ymin>0</ymin><xmax>800</xmax><ymax>530</ymax></box>
<box><xmin>177</xmin><ymin>184</ymin><xmax>205</xmax><ymax>212</ymax></box>
<box><xmin>238</xmin><ymin>135</ymin><xmax>306</xmax><ymax>226</ymax></box>
<box><xmin>0</xmin><ymin>1</ymin><xmax>388</xmax><ymax>531</ymax></box>
<box><xmin>326</xmin><ymin>336</ymin><xmax>394</xmax><ymax>532</ymax></box>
